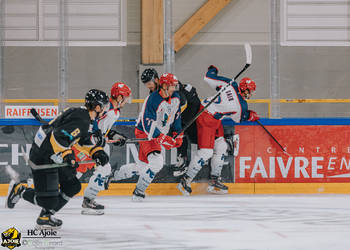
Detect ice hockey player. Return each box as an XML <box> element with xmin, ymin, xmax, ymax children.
<box><xmin>112</xmin><ymin>68</ymin><xmax>195</xmax><ymax>181</ymax></box>
<box><xmin>6</xmin><ymin>89</ymin><xmax>110</xmax><ymax>229</ymax></box>
<box><xmin>139</xmin><ymin>68</ymin><xmax>200</xmax><ymax>177</ymax></box>
<box><xmin>80</xmin><ymin>82</ymin><xmax>131</xmax><ymax>215</ymax></box>
<box><xmin>177</xmin><ymin>65</ymin><xmax>258</xmax><ymax>195</ymax></box>
<box><xmin>141</xmin><ymin>68</ymin><xmax>159</xmax><ymax>93</ymax></box>
<box><xmin>112</xmin><ymin>68</ymin><xmax>160</xmax><ymax>182</ymax></box>
<box><xmin>132</xmin><ymin>73</ymin><xmax>183</xmax><ymax>201</ymax></box>
<box><xmin>172</xmin><ymin>81</ymin><xmax>201</xmax><ymax>177</ymax></box>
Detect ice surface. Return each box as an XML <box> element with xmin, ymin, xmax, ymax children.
<box><xmin>1</xmin><ymin>194</ymin><xmax>350</xmax><ymax>250</ymax></box>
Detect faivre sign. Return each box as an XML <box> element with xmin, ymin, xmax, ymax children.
<box><xmin>235</xmin><ymin>125</ymin><xmax>350</xmax><ymax>183</ymax></box>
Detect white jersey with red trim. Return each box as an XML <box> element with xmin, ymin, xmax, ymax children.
<box><xmin>96</xmin><ymin>102</ymin><xmax>120</xmax><ymax>135</ymax></box>
<box><xmin>202</xmin><ymin>80</ymin><xmax>241</xmax><ymax>123</ymax></box>
<box><xmin>202</xmin><ymin>67</ymin><xmax>249</xmax><ymax>123</ymax></box>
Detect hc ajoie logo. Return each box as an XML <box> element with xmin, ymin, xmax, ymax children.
<box><xmin>26</xmin><ymin>229</ymin><xmax>57</xmax><ymax>238</ymax></box>
<box><xmin>1</xmin><ymin>227</ymin><xmax>21</xmax><ymax>249</ymax></box>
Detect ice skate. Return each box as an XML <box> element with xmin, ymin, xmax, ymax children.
<box><xmin>132</xmin><ymin>188</ymin><xmax>145</xmax><ymax>202</ymax></box>
<box><xmin>36</xmin><ymin>210</ymin><xmax>62</xmax><ymax>229</ymax></box>
<box><xmin>81</xmin><ymin>197</ymin><xmax>105</xmax><ymax>215</ymax></box>
<box><xmin>207</xmin><ymin>176</ymin><xmax>228</xmax><ymax>194</ymax></box>
<box><xmin>177</xmin><ymin>174</ymin><xmax>192</xmax><ymax>196</ymax></box>
<box><xmin>6</xmin><ymin>181</ymin><xmax>26</xmax><ymax>209</ymax></box>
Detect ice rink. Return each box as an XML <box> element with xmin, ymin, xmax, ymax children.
<box><xmin>1</xmin><ymin>194</ymin><xmax>350</xmax><ymax>250</ymax></box>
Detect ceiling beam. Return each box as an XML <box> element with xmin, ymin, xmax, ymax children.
<box><xmin>174</xmin><ymin>0</ymin><xmax>231</xmax><ymax>53</ymax></box>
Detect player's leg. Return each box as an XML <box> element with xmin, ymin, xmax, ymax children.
<box><xmin>132</xmin><ymin>130</ymin><xmax>163</xmax><ymax>201</ymax></box>
<box><xmin>177</xmin><ymin>113</ymin><xmax>217</xmax><ymax>195</ymax></box>
<box><xmin>6</xmin><ymin>170</ymin><xmax>62</xmax><ymax>229</ymax></box>
<box><xmin>133</xmin><ymin>151</ymin><xmax>163</xmax><ymax>201</ymax></box>
<box><xmin>82</xmin><ymin>162</ymin><xmax>111</xmax><ymax>215</ymax></box>
<box><xmin>173</xmin><ymin>134</ymin><xmax>189</xmax><ymax>177</ymax></box>
<box><xmin>173</xmin><ymin>122</ymin><xmax>199</xmax><ymax>177</ymax></box>
<box><xmin>113</xmin><ymin>162</ymin><xmax>139</xmax><ymax>181</ymax></box>
<box><xmin>53</xmin><ymin>166</ymin><xmax>82</xmax><ymax>213</ymax></box>
<box><xmin>32</xmin><ymin>169</ymin><xmax>62</xmax><ymax>229</ymax></box>
<box><xmin>208</xmin><ymin>136</ymin><xmax>229</xmax><ymax>194</ymax></box>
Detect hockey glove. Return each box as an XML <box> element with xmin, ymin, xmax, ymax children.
<box><xmin>156</xmin><ymin>133</ymin><xmax>176</xmax><ymax>150</ymax></box>
<box><xmin>92</xmin><ymin>150</ymin><xmax>109</xmax><ymax>166</ymax></box>
<box><xmin>91</xmin><ymin>130</ymin><xmax>106</xmax><ymax>148</ymax></box>
<box><xmin>208</xmin><ymin>65</ymin><xmax>219</xmax><ymax>74</ymax></box>
<box><xmin>63</xmin><ymin>152</ymin><xmax>79</xmax><ymax>169</ymax></box>
<box><xmin>172</xmin><ymin>132</ymin><xmax>184</xmax><ymax>148</ymax></box>
<box><xmin>248</xmin><ymin>110</ymin><xmax>259</xmax><ymax>122</ymax></box>
<box><xmin>107</xmin><ymin>129</ymin><xmax>127</xmax><ymax>147</ymax></box>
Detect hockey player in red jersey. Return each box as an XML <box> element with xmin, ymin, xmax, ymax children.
<box><xmin>177</xmin><ymin>65</ymin><xmax>258</xmax><ymax>195</ymax></box>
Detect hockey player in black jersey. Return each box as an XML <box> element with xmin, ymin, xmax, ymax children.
<box><xmin>6</xmin><ymin>89</ymin><xmax>110</xmax><ymax>229</ymax></box>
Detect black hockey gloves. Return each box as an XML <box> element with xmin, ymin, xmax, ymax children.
<box><xmin>107</xmin><ymin>130</ymin><xmax>127</xmax><ymax>147</ymax></box>
<box><xmin>63</xmin><ymin>152</ymin><xmax>79</xmax><ymax>169</ymax></box>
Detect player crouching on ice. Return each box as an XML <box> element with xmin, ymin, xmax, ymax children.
<box><xmin>132</xmin><ymin>73</ymin><xmax>183</xmax><ymax>201</ymax></box>
<box><xmin>79</xmin><ymin>83</ymin><xmax>131</xmax><ymax>215</ymax></box>
<box><xmin>177</xmin><ymin>65</ymin><xmax>258</xmax><ymax>195</ymax></box>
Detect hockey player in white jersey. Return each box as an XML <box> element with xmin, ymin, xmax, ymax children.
<box><xmin>177</xmin><ymin>65</ymin><xmax>258</xmax><ymax>195</ymax></box>
<box><xmin>132</xmin><ymin>73</ymin><xmax>183</xmax><ymax>201</ymax></box>
<box><xmin>80</xmin><ymin>82</ymin><xmax>131</xmax><ymax>215</ymax></box>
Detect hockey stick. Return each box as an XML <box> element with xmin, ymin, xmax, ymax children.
<box><xmin>19</xmin><ymin>145</ymin><xmax>95</xmax><ymax>170</ymax></box>
<box><xmin>28</xmin><ymin>160</ymin><xmax>96</xmax><ymax>170</ymax></box>
<box><xmin>256</xmin><ymin>120</ymin><xmax>291</xmax><ymax>156</ymax></box>
<box><xmin>174</xmin><ymin>43</ymin><xmax>252</xmax><ymax>139</ymax></box>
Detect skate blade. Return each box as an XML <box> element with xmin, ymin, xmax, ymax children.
<box><xmin>132</xmin><ymin>196</ymin><xmax>144</xmax><ymax>202</ymax></box>
<box><xmin>35</xmin><ymin>224</ymin><xmax>62</xmax><ymax>230</ymax></box>
<box><xmin>177</xmin><ymin>183</ymin><xmax>190</xmax><ymax>196</ymax></box>
<box><xmin>81</xmin><ymin>208</ymin><xmax>104</xmax><ymax>215</ymax></box>
<box><xmin>173</xmin><ymin>170</ymin><xmax>186</xmax><ymax>177</ymax></box>
<box><xmin>207</xmin><ymin>186</ymin><xmax>228</xmax><ymax>195</ymax></box>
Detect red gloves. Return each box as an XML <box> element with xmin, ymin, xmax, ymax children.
<box><xmin>248</xmin><ymin>110</ymin><xmax>259</xmax><ymax>122</ymax></box>
<box><xmin>156</xmin><ymin>133</ymin><xmax>177</xmax><ymax>150</ymax></box>
<box><xmin>173</xmin><ymin>132</ymin><xmax>184</xmax><ymax>148</ymax></box>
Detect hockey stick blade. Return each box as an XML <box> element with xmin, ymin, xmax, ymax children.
<box><xmin>30</xmin><ymin>108</ymin><xmax>48</xmax><ymax>124</ymax></box>
<box><xmin>245</xmin><ymin>43</ymin><xmax>252</xmax><ymax>65</ymax></box>
<box><xmin>233</xmin><ymin>43</ymin><xmax>252</xmax><ymax>80</ymax></box>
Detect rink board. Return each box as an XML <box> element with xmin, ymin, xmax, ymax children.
<box><xmin>1</xmin><ymin>118</ymin><xmax>350</xmax><ymax>195</ymax></box>
<box><xmin>2</xmin><ymin>182</ymin><xmax>350</xmax><ymax>196</ymax></box>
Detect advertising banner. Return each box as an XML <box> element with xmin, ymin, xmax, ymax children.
<box><xmin>0</xmin><ymin>124</ymin><xmax>234</xmax><ymax>184</ymax></box>
<box><xmin>235</xmin><ymin>125</ymin><xmax>350</xmax><ymax>183</ymax></box>
<box><xmin>5</xmin><ymin>106</ymin><xmax>58</xmax><ymax>119</ymax></box>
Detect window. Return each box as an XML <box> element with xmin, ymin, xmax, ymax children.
<box><xmin>2</xmin><ymin>0</ymin><xmax>127</xmax><ymax>46</ymax></box>
<box><xmin>281</xmin><ymin>0</ymin><xmax>350</xmax><ymax>46</ymax></box>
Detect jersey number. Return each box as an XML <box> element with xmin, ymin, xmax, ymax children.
<box><xmin>71</xmin><ymin>128</ymin><xmax>80</xmax><ymax>137</ymax></box>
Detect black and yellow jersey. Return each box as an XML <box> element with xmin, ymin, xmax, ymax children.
<box><xmin>178</xmin><ymin>82</ymin><xmax>201</xmax><ymax>126</ymax></box>
<box><xmin>30</xmin><ymin>107</ymin><xmax>102</xmax><ymax>165</ymax></box>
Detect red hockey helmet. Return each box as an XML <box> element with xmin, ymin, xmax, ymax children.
<box><xmin>110</xmin><ymin>82</ymin><xmax>131</xmax><ymax>99</ymax></box>
<box><xmin>159</xmin><ymin>73</ymin><xmax>179</xmax><ymax>87</ymax></box>
<box><xmin>239</xmin><ymin>77</ymin><xmax>256</xmax><ymax>92</ymax></box>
